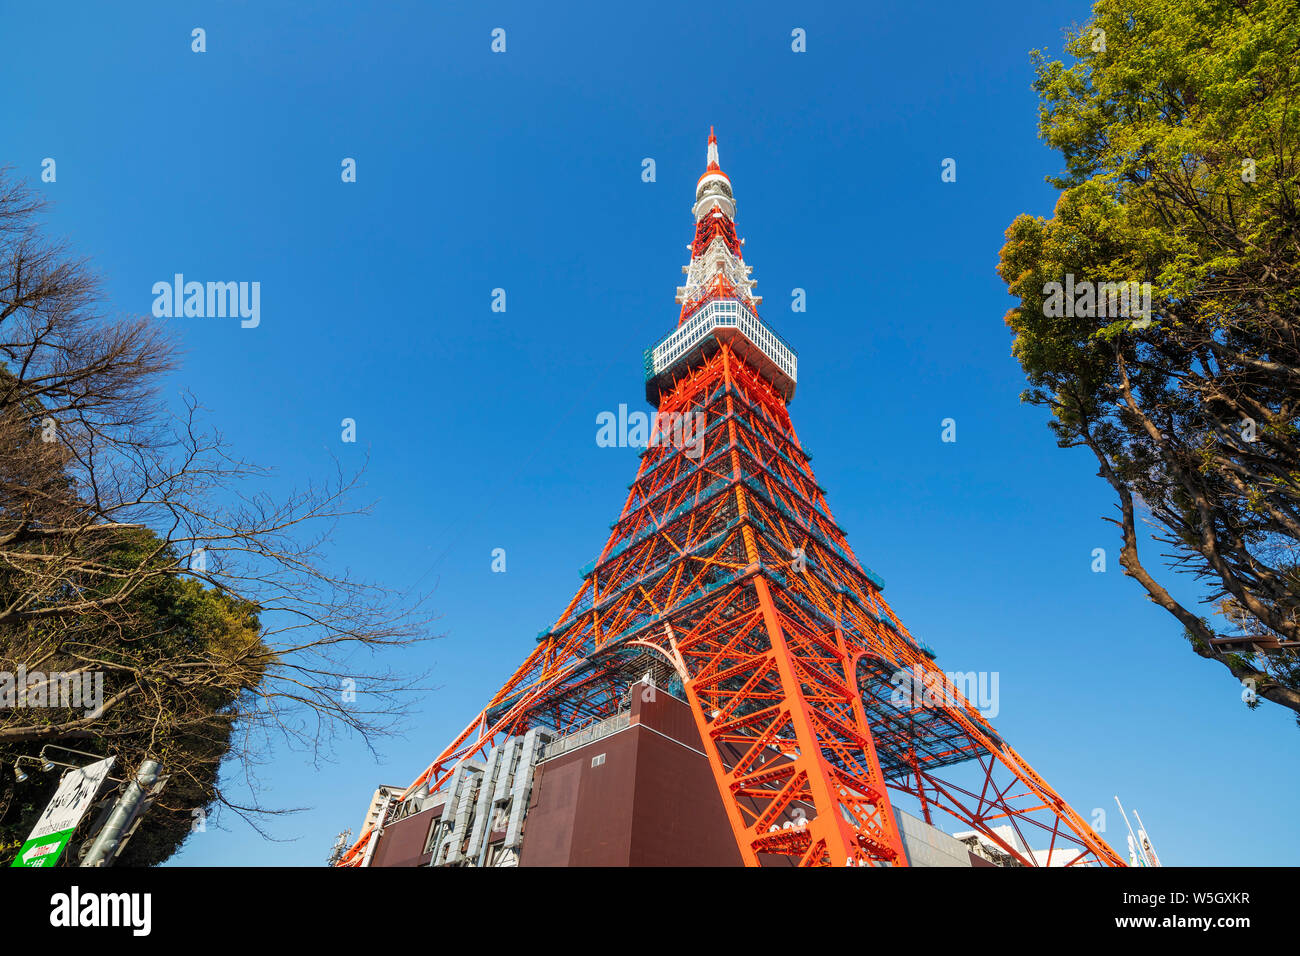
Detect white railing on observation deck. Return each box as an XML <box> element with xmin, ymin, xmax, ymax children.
<box><xmin>646</xmin><ymin>299</ymin><xmax>797</xmax><ymax>385</ymax></box>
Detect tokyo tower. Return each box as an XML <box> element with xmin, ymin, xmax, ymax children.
<box><xmin>336</xmin><ymin>130</ymin><xmax>1125</xmax><ymax>868</ymax></box>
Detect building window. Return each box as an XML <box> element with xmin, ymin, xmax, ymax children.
<box><xmin>591</xmin><ymin>753</ymin><xmax>606</xmax><ymax>768</ymax></box>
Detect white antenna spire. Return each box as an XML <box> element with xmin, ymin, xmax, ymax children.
<box><xmin>1114</xmin><ymin>795</ymin><xmax>1150</xmax><ymax>866</ymax></box>
<box><xmin>1133</xmin><ymin>808</ymin><xmax>1162</xmax><ymax>866</ymax></box>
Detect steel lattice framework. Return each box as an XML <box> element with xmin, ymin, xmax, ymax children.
<box><xmin>336</xmin><ymin>131</ymin><xmax>1125</xmax><ymax>868</ymax></box>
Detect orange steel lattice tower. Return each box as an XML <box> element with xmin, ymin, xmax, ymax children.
<box><xmin>337</xmin><ymin>130</ymin><xmax>1125</xmax><ymax>868</ymax></box>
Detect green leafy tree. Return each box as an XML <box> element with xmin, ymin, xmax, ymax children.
<box><xmin>998</xmin><ymin>0</ymin><xmax>1300</xmax><ymax>721</ymax></box>
<box><xmin>0</xmin><ymin>534</ymin><xmax>269</xmax><ymax>866</ymax></box>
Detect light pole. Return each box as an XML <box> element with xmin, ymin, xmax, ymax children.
<box><xmin>80</xmin><ymin>759</ymin><xmax>164</xmax><ymax>867</ymax></box>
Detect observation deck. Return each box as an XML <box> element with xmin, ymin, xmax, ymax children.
<box><xmin>643</xmin><ymin>298</ymin><xmax>797</xmax><ymax>406</ymax></box>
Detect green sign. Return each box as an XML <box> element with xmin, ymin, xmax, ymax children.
<box><xmin>10</xmin><ymin>756</ymin><xmax>114</xmax><ymax>868</ymax></box>
<box><xmin>12</xmin><ymin>830</ymin><xmax>74</xmax><ymax>868</ymax></box>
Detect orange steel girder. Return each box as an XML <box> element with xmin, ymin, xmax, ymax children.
<box><xmin>336</xmin><ymin>343</ymin><xmax>1124</xmax><ymax>868</ymax></box>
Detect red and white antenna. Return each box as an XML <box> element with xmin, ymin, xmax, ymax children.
<box><xmin>676</xmin><ymin>128</ymin><xmax>761</xmax><ymax>323</ymax></box>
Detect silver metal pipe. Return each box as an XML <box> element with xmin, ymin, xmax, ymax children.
<box><xmin>80</xmin><ymin>760</ymin><xmax>162</xmax><ymax>867</ymax></box>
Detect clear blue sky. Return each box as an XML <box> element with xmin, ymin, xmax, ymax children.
<box><xmin>2</xmin><ymin>1</ymin><xmax>1292</xmax><ymax>867</ymax></box>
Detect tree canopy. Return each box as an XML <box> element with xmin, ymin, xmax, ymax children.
<box><xmin>0</xmin><ymin>529</ymin><xmax>269</xmax><ymax>866</ymax></box>
<box><xmin>998</xmin><ymin>0</ymin><xmax>1300</xmax><ymax>721</ymax></box>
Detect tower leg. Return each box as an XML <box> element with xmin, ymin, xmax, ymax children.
<box><xmin>657</xmin><ymin>576</ymin><xmax>908</xmax><ymax>867</ymax></box>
